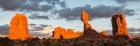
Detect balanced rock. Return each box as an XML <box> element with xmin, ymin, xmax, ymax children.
<box><xmin>81</xmin><ymin>9</ymin><xmax>89</xmax><ymax>21</ymax></box>
<box><xmin>8</xmin><ymin>13</ymin><xmax>29</xmax><ymax>40</ymax></box>
<box><xmin>111</xmin><ymin>12</ymin><xmax>128</xmax><ymax>37</ymax></box>
<box><xmin>52</xmin><ymin>27</ymin><xmax>81</xmax><ymax>39</ymax></box>
<box><xmin>81</xmin><ymin>9</ymin><xmax>99</xmax><ymax>38</ymax></box>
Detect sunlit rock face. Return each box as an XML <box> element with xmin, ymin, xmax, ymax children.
<box><xmin>8</xmin><ymin>13</ymin><xmax>29</xmax><ymax>40</ymax></box>
<box><xmin>52</xmin><ymin>27</ymin><xmax>81</xmax><ymax>39</ymax></box>
<box><xmin>81</xmin><ymin>9</ymin><xmax>99</xmax><ymax>38</ymax></box>
<box><xmin>111</xmin><ymin>12</ymin><xmax>128</xmax><ymax>37</ymax></box>
<box><xmin>52</xmin><ymin>27</ymin><xmax>66</xmax><ymax>39</ymax></box>
<box><xmin>63</xmin><ymin>29</ymin><xmax>81</xmax><ymax>39</ymax></box>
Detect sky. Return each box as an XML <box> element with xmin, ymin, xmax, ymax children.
<box><xmin>0</xmin><ymin>0</ymin><xmax>140</xmax><ymax>37</ymax></box>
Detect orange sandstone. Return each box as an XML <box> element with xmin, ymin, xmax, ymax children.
<box><xmin>8</xmin><ymin>13</ymin><xmax>29</xmax><ymax>40</ymax></box>
<box><xmin>111</xmin><ymin>12</ymin><xmax>128</xmax><ymax>37</ymax></box>
<box><xmin>52</xmin><ymin>27</ymin><xmax>81</xmax><ymax>39</ymax></box>
<box><xmin>81</xmin><ymin>9</ymin><xmax>89</xmax><ymax>22</ymax></box>
<box><xmin>63</xmin><ymin>29</ymin><xmax>81</xmax><ymax>39</ymax></box>
<box><xmin>52</xmin><ymin>27</ymin><xmax>66</xmax><ymax>39</ymax></box>
<box><xmin>81</xmin><ymin>9</ymin><xmax>98</xmax><ymax>37</ymax></box>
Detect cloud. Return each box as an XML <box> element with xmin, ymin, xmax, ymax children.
<box><xmin>29</xmin><ymin>24</ymin><xmax>53</xmax><ymax>38</ymax></box>
<box><xmin>101</xmin><ymin>28</ymin><xmax>140</xmax><ymax>35</ymax></box>
<box><xmin>115</xmin><ymin>0</ymin><xmax>140</xmax><ymax>3</ymax></box>
<box><xmin>0</xmin><ymin>0</ymin><xmax>66</xmax><ymax>11</ymax></box>
<box><xmin>89</xmin><ymin>5</ymin><xmax>134</xmax><ymax>18</ymax></box>
<box><xmin>29</xmin><ymin>14</ymin><xmax>49</xmax><ymax>20</ymax></box>
<box><xmin>0</xmin><ymin>24</ymin><xmax>9</xmax><ymax>35</ymax></box>
<box><xmin>54</xmin><ymin>7</ymin><xmax>83</xmax><ymax>20</ymax></box>
<box><xmin>45</xmin><ymin>0</ymin><xmax>66</xmax><ymax>7</ymax></box>
<box><xmin>128</xmin><ymin>28</ymin><xmax>140</xmax><ymax>32</ymax></box>
<box><xmin>54</xmin><ymin>4</ymin><xmax>135</xmax><ymax>20</ymax></box>
<box><xmin>0</xmin><ymin>24</ymin><xmax>52</xmax><ymax>36</ymax></box>
<box><xmin>29</xmin><ymin>24</ymin><xmax>51</xmax><ymax>31</ymax></box>
<box><xmin>135</xmin><ymin>18</ymin><xmax>140</xmax><ymax>20</ymax></box>
<box><xmin>29</xmin><ymin>24</ymin><xmax>36</xmax><ymax>26</ymax></box>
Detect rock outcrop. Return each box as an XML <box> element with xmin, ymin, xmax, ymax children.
<box><xmin>81</xmin><ymin>9</ymin><xmax>99</xmax><ymax>38</ymax></box>
<box><xmin>100</xmin><ymin>31</ymin><xmax>109</xmax><ymax>37</ymax></box>
<box><xmin>52</xmin><ymin>27</ymin><xmax>81</xmax><ymax>39</ymax></box>
<box><xmin>8</xmin><ymin>13</ymin><xmax>29</xmax><ymax>40</ymax></box>
<box><xmin>111</xmin><ymin>12</ymin><xmax>128</xmax><ymax>37</ymax></box>
<box><xmin>52</xmin><ymin>27</ymin><xmax>66</xmax><ymax>39</ymax></box>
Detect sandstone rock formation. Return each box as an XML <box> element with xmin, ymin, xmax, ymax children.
<box><xmin>64</xmin><ymin>29</ymin><xmax>81</xmax><ymax>39</ymax></box>
<box><xmin>100</xmin><ymin>31</ymin><xmax>109</xmax><ymax>36</ymax></box>
<box><xmin>52</xmin><ymin>27</ymin><xmax>81</xmax><ymax>39</ymax></box>
<box><xmin>111</xmin><ymin>12</ymin><xmax>128</xmax><ymax>37</ymax></box>
<box><xmin>52</xmin><ymin>27</ymin><xmax>66</xmax><ymax>39</ymax></box>
<box><xmin>8</xmin><ymin>13</ymin><xmax>29</xmax><ymax>40</ymax></box>
<box><xmin>81</xmin><ymin>9</ymin><xmax>99</xmax><ymax>38</ymax></box>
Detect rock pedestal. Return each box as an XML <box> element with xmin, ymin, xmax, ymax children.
<box><xmin>111</xmin><ymin>12</ymin><xmax>128</xmax><ymax>37</ymax></box>
<box><xmin>81</xmin><ymin>9</ymin><xmax>99</xmax><ymax>38</ymax></box>
<box><xmin>8</xmin><ymin>13</ymin><xmax>29</xmax><ymax>40</ymax></box>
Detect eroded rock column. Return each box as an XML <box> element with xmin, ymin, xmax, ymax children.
<box><xmin>8</xmin><ymin>13</ymin><xmax>29</xmax><ymax>40</ymax></box>
<box><xmin>111</xmin><ymin>12</ymin><xmax>128</xmax><ymax>37</ymax></box>
<box><xmin>81</xmin><ymin>9</ymin><xmax>98</xmax><ymax>38</ymax></box>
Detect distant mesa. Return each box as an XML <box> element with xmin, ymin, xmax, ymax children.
<box><xmin>8</xmin><ymin>13</ymin><xmax>30</xmax><ymax>40</ymax></box>
<box><xmin>111</xmin><ymin>12</ymin><xmax>128</xmax><ymax>37</ymax></box>
<box><xmin>81</xmin><ymin>9</ymin><xmax>99</xmax><ymax>38</ymax></box>
<box><xmin>52</xmin><ymin>27</ymin><xmax>81</xmax><ymax>39</ymax></box>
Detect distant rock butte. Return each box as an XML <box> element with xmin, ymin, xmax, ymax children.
<box><xmin>52</xmin><ymin>27</ymin><xmax>81</xmax><ymax>39</ymax></box>
<box><xmin>100</xmin><ymin>31</ymin><xmax>109</xmax><ymax>36</ymax></box>
<box><xmin>111</xmin><ymin>12</ymin><xmax>128</xmax><ymax>37</ymax></box>
<box><xmin>8</xmin><ymin>13</ymin><xmax>29</xmax><ymax>40</ymax></box>
<box><xmin>81</xmin><ymin>9</ymin><xmax>99</xmax><ymax>38</ymax></box>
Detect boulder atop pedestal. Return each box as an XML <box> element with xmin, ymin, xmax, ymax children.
<box><xmin>81</xmin><ymin>9</ymin><xmax>99</xmax><ymax>38</ymax></box>
<box><xmin>111</xmin><ymin>12</ymin><xmax>128</xmax><ymax>37</ymax></box>
<box><xmin>8</xmin><ymin>13</ymin><xmax>29</xmax><ymax>40</ymax></box>
<box><xmin>81</xmin><ymin>9</ymin><xmax>89</xmax><ymax>22</ymax></box>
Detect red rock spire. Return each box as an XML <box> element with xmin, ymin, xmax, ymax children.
<box><xmin>81</xmin><ymin>9</ymin><xmax>98</xmax><ymax>38</ymax></box>
<box><xmin>112</xmin><ymin>12</ymin><xmax>128</xmax><ymax>37</ymax></box>
<box><xmin>8</xmin><ymin>13</ymin><xmax>29</xmax><ymax>40</ymax></box>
